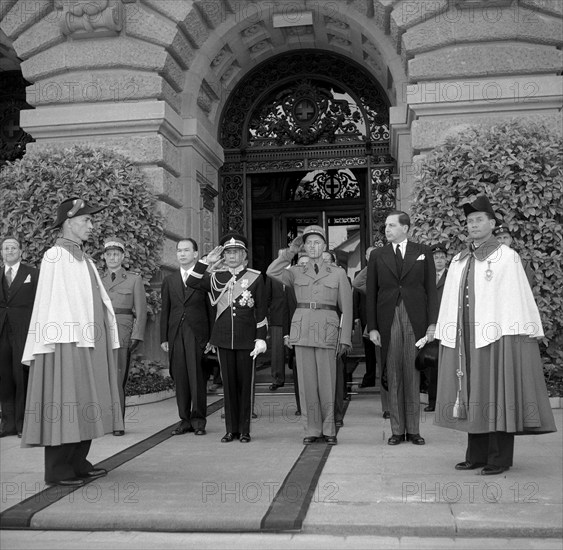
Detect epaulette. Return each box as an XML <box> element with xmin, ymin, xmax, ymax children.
<box><xmin>246</xmin><ymin>268</ymin><xmax>261</xmax><ymax>274</ymax></box>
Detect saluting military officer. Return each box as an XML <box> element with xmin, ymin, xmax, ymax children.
<box><xmin>267</xmin><ymin>225</ymin><xmax>353</xmax><ymax>446</ymax></box>
<box><xmin>188</xmin><ymin>233</ymin><xmax>268</xmax><ymax>444</ymax></box>
<box><xmin>101</xmin><ymin>237</ymin><xmax>148</xmax><ymax>435</ymax></box>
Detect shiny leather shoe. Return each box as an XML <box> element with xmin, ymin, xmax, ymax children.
<box><xmin>295</xmin><ymin>410</ymin><xmax>301</xmax><ymax>416</ymax></box>
<box><xmin>303</xmin><ymin>436</ymin><xmax>318</xmax><ymax>444</ymax></box>
<box><xmin>113</xmin><ymin>430</ymin><xmax>125</xmax><ymax>436</ymax></box>
<box><xmin>194</xmin><ymin>429</ymin><xmax>206</xmax><ymax>436</ymax></box>
<box><xmin>46</xmin><ymin>478</ymin><xmax>86</xmax><ymax>487</ymax></box>
<box><xmin>221</xmin><ymin>432</ymin><xmax>238</xmax><ymax>443</ymax></box>
<box><xmin>17</xmin><ymin>432</ymin><xmax>22</xmax><ymax>438</ymax></box>
<box><xmin>406</xmin><ymin>433</ymin><xmax>425</xmax><ymax>445</ymax></box>
<box><xmin>79</xmin><ymin>468</ymin><xmax>107</xmax><ymax>480</ymax></box>
<box><xmin>387</xmin><ymin>434</ymin><xmax>404</xmax><ymax>445</ymax></box>
<box><xmin>171</xmin><ymin>423</ymin><xmax>193</xmax><ymax>436</ymax></box>
<box><xmin>424</xmin><ymin>404</ymin><xmax>435</xmax><ymax>412</ymax></box>
<box><xmin>269</xmin><ymin>383</ymin><xmax>284</xmax><ymax>391</ymax></box>
<box><xmin>325</xmin><ymin>436</ymin><xmax>338</xmax><ymax>445</ymax></box>
<box><xmin>481</xmin><ymin>465</ymin><xmax>509</xmax><ymax>476</ymax></box>
<box><xmin>240</xmin><ymin>433</ymin><xmax>251</xmax><ymax>443</ymax></box>
<box><xmin>455</xmin><ymin>461</ymin><xmax>486</xmax><ymax>470</ymax></box>
<box><xmin>382</xmin><ymin>411</ymin><xmax>390</xmax><ymax>419</ymax></box>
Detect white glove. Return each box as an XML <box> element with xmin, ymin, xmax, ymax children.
<box><xmin>250</xmin><ymin>339</ymin><xmax>267</xmax><ymax>358</ymax></box>
<box><xmin>415</xmin><ymin>336</ymin><xmax>428</xmax><ymax>349</ymax></box>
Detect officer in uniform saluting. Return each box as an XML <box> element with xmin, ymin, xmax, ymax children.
<box><xmin>101</xmin><ymin>237</ymin><xmax>148</xmax><ymax>435</ymax></box>
<box><xmin>187</xmin><ymin>233</ymin><xmax>268</xmax><ymax>443</ymax></box>
<box><xmin>267</xmin><ymin>225</ymin><xmax>353</xmax><ymax>446</ymax></box>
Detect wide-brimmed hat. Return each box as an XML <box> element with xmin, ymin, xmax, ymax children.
<box><xmin>220</xmin><ymin>232</ymin><xmax>248</xmax><ymax>251</ymax></box>
<box><xmin>53</xmin><ymin>197</ymin><xmax>106</xmax><ymax>228</ymax></box>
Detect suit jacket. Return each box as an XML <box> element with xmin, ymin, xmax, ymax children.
<box><xmin>188</xmin><ymin>263</ymin><xmax>268</xmax><ymax>350</ymax></box>
<box><xmin>0</xmin><ymin>263</ymin><xmax>39</xmax><ymax>355</ymax></box>
<box><xmin>436</xmin><ymin>268</ymin><xmax>448</xmax><ymax>306</ymax></box>
<box><xmin>267</xmin><ymin>252</ymin><xmax>353</xmax><ymax>349</ymax></box>
<box><xmin>101</xmin><ymin>267</ymin><xmax>147</xmax><ymax>346</ymax></box>
<box><xmin>366</xmin><ymin>241</ymin><xmax>438</xmax><ymax>365</ymax></box>
<box><xmin>160</xmin><ymin>270</ymin><xmax>212</xmax><ymax>362</ymax></box>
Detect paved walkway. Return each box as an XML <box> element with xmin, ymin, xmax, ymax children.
<box><xmin>1</xmin><ymin>378</ymin><xmax>561</xmax><ymax>546</ymax></box>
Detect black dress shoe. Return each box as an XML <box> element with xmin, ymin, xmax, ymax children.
<box><xmin>252</xmin><ymin>412</ymin><xmax>258</xmax><ymax>419</ymax></box>
<box><xmin>406</xmin><ymin>433</ymin><xmax>425</xmax><ymax>445</ymax></box>
<box><xmin>387</xmin><ymin>434</ymin><xmax>404</xmax><ymax>445</ymax></box>
<box><xmin>383</xmin><ymin>411</ymin><xmax>390</xmax><ymax>419</ymax></box>
<box><xmin>481</xmin><ymin>465</ymin><xmax>509</xmax><ymax>476</ymax></box>
<box><xmin>113</xmin><ymin>430</ymin><xmax>125</xmax><ymax>436</ymax></box>
<box><xmin>269</xmin><ymin>383</ymin><xmax>284</xmax><ymax>391</ymax></box>
<box><xmin>46</xmin><ymin>478</ymin><xmax>85</xmax><ymax>487</ymax></box>
<box><xmin>303</xmin><ymin>436</ymin><xmax>318</xmax><ymax>444</ymax></box>
<box><xmin>240</xmin><ymin>433</ymin><xmax>251</xmax><ymax>443</ymax></box>
<box><xmin>17</xmin><ymin>432</ymin><xmax>22</xmax><ymax>438</ymax></box>
<box><xmin>325</xmin><ymin>436</ymin><xmax>337</xmax><ymax>445</ymax></box>
<box><xmin>335</xmin><ymin>419</ymin><xmax>343</xmax><ymax>427</ymax></box>
<box><xmin>295</xmin><ymin>410</ymin><xmax>301</xmax><ymax>416</ymax></box>
<box><xmin>194</xmin><ymin>429</ymin><xmax>206</xmax><ymax>436</ymax></box>
<box><xmin>221</xmin><ymin>432</ymin><xmax>238</xmax><ymax>442</ymax></box>
<box><xmin>171</xmin><ymin>423</ymin><xmax>193</xmax><ymax>435</ymax></box>
<box><xmin>455</xmin><ymin>461</ymin><xmax>486</xmax><ymax>470</ymax></box>
<box><xmin>79</xmin><ymin>468</ymin><xmax>107</xmax><ymax>479</ymax></box>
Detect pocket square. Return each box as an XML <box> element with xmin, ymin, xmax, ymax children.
<box><xmin>23</xmin><ymin>274</ymin><xmax>31</xmax><ymax>283</ymax></box>
<box><xmin>416</xmin><ymin>254</ymin><xmax>425</xmax><ymax>261</ymax></box>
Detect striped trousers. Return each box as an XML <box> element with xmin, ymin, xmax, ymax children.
<box><xmin>386</xmin><ymin>301</ymin><xmax>420</xmax><ymax>436</ymax></box>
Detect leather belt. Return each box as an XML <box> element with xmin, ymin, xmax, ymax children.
<box><xmin>297</xmin><ymin>302</ymin><xmax>338</xmax><ymax>312</ymax></box>
<box><xmin>114</xmin><ymin>308</ymin><xmax>133</xmax><ymax>315</ymax></box>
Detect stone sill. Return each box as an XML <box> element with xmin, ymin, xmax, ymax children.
<box><xmin>125</xmin><ymin>389</ymin><xmax>176</xmax><ymax>407</ymax></box>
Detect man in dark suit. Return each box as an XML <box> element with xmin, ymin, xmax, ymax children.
<box><xmin>0</xmin><ymin>237</ymin><xmax>39</xmax><ymax>437</ymax></box>
<box><xmin>419</xmin><ymin>242</ymin><xmax>449</xmax><ymax>412</ymax></box>
<box><xmin>265</xmin><ymin>276</ymin><xmax>288</xmax><ymax>391</ymax></box>
<box><xmin>160</xmin><ymin>238</ymin><xmax>212</xmax><ymax>436</ymax></box>
<box><xmin>192</xmin><ymin>233</ymin><xmax>268</xmax><ymax>443</ymax></box>
<box><xmin>365</xmin><ymin>211</ymin><xmax>438</xmax><ymax>446</ymax></box>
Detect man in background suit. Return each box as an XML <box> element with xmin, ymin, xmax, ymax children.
<box><xmin>419</xmin><ymin>242</ymin><xmax>449</xmax><ymax>412</ymax></box>
<box><xmin>161</xmin><ymin>238</ymin><xmax>212</xmax><ymax>436</ymax></box>
<box><xmin>101</xmin><ymin>237</ymin><xmax>147</xmax><ymax>435</ymax></box>
<box><xmin>365</xmin><ymin>211</ymin><xmax>438</xmax><ymax>446</ymax></box>
<box><xmin>0</xmin><ymin>237</ymin><xmax>38</xmax><ymax>437</ymax></box>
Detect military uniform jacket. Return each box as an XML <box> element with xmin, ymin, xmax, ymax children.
<box><xmin>101</xmin><ymin>267</ymin><xmax>147</xmax><ymax>346</ymax></box>
<box><xmin>188</xmin><ymin>263</ymin><xmax>267</xmax><ymax>350</ymax></box>
<box><xmin>267</xmin><ymin>250</ymin><xmax>353</xmax><ymax>349</ymax></box>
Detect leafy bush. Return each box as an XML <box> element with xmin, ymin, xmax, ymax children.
<box><xmin>125</xmin><ymin>359</ymin><xmax>174</xmax><ymax>396</ymax></box>
<box><xmin>0</xmin><ymin>144</ymin><xmax>164</xmax><ymax>316</ymax></box>
<box><xmin>410</xmin><ymin>120</ymin><xmax>563</xmax><ymax>381</ymax></box>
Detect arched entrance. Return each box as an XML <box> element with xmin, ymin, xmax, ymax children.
<box><xmin>218</xmin><ymin>50</ymin><xmax>395</xmax><ymax>276</ymax></box>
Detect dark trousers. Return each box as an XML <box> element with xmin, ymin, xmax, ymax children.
<box><xmin>218</xmin><ymin>348</ymin><xmax>254</xmax><ymax>434</ymax></box>
<box><xmin>0</xmin><ymin>326</ymin><xmax>28</xmax><ymax>434</ymax></box>
<box><xmin>170</xmin><ymin>331</ymin><xmax>207</xmax><ymax>430</ymax></box>
<box><xmin>466</xmin><ymin>432</ymin><xmax>515</xmax><ymax>468</ymax></box>
<box><xmin>361</xmin><ymin>329</ymin><xmax>377</xmax><ymax>386</ymax></box>
<box><xmin>44</xmin><ymin>440</ymin><xmax>93</xmax><ymax>483</ymax></box>
<box><xmin>269</xmin><ymin>325</ymin><xmax>286</xmax><ymax>385</ymax></box>
<box><xmin>288</xmin><ymin>349</ymin><xmax>301</xmax><ymax>414</ymax></box>
<box><xmin>334</xmin><ymin>354</ymin><xmax>347</xmax><ymax>423</ymax></box>
<box><xmin>424</xmin><ymin>364</ymin><xmax>437</xmax><ymax>406</ymax></box>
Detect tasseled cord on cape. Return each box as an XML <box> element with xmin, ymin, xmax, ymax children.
<box><xmin>453</xmin><ymin>327</ymin><xmax>467</xmax><ymax>419</ymax></box>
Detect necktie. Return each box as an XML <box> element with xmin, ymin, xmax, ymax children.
<box><xmin>111</xmin><ymin>272</ymin><xmax>116</xmax><ymax>282</ymax></box>
<box><xmin>395</xmin><ymin>245</ymin><xmax>403</xmax><ymax>274</ymax></box>
<box><xmin>436</xmin><ymin>272</ymin><xmax>441</xmax><ymax>285</ymax></box>
<box><xmin>6</xmin><ymin>267</ymin><xmax>13</xmax><ymax>287</ymax></box>
<box><xmin>314</xmin><ymin>264</ymin><xmax>319</xmax><ymax>274</ymax></box>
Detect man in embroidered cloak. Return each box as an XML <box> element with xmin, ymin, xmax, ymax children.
<box><xmin>21</xmin><ymin>198</ymin><xmax>123</xmax><ymax>487</ymax></box>
<box><xmin>188</xmin><ymin>233</ymin><xmax>267</xmax><ymax>443</ymax></box>
<box><xmin>435</xmin><ymin>194</ymin><xmax>556</xmax><ymax>475</ymax></box>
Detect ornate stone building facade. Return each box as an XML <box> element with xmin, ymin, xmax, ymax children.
<box><xmin>1</xmin><ymin>0</ymin><xmax>561</xmax><ymax>266</ymax></box>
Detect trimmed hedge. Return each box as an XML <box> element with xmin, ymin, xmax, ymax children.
<box><xmin>410</xmin><ymin>120</ymin><xmax>562</xmax><ymax>378</ymax></box>
<box><xmin>0</xmin><ymin>144</ymin><xmax>164</xmax><ymax>316</ymax></box>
